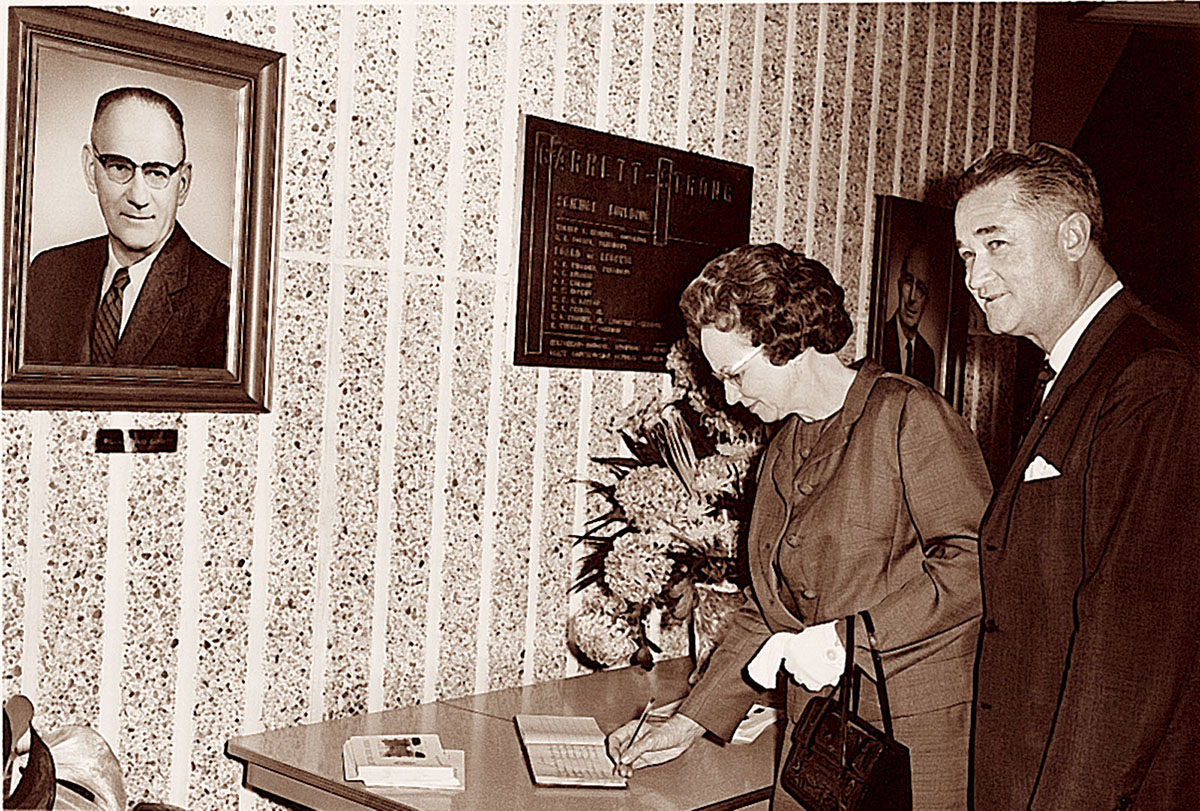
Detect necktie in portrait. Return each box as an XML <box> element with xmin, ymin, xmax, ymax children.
<box><xmin>91</xmin><ymin>267</ymin><xmax>130</xmax><ymax>365</ymax></box>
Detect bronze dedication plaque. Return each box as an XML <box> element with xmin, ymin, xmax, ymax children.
<box><xmin>514</xmin><ymin>115</ymin><xmax>752</xmax><ymax>372</ymax></box>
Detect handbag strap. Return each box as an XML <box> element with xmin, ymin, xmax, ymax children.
<box><xmin>833</xmin><ymin>613</ymin><xmax>897</xmax><ymax>735</ymax></box>
<box><xmin>833</xmin><ymin>612</ymin><xmax>897</xmax><ymax>765</ymax></box>
<box><xmin>857</xmin><ymin>611</ymin><xmax>896</xmax><ymax>739</ymax></box>
<box><xmin>827</xmin><ymin>614</ymin><xmax>893</xmax><ymax>810</ymax></box>
<box><xmin>837</xmin><ymin>612</ymin><xmax>855</xmax><ymax>770</ymax></box>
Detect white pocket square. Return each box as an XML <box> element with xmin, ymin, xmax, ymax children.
<box><xmin>1023</xmin><ymin>455</ymin><xmax>1061</xmax><ymax>482</ymax></box>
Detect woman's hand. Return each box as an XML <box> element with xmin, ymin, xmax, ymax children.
<box><xmin>746</xmin><ymin>621</ymin><xmax>845</xmax><ymax>690</ymax></box>
<box><xmin>606</xmin><ymin>712</ymin><xmax>705</xmax><ymax>777</ymax></box>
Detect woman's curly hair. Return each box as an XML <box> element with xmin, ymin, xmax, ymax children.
<box><xmin>678</xmin><ymin>243</ymin><xmax>852</xmax><ymax>365</ymax></box>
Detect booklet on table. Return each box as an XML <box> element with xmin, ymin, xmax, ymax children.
<box><xmin>343</xmin><ymin>734</ymin><xmax>464</xmax><ymax>790</ymax></box>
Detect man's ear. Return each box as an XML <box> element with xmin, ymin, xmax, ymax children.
<box><xmin>175</xmin><ymin>162</ymin><xmax>192</xmax><ymax>206</ymax></box>
<box><xmin>1059</xmin><ymin>211</ymin><xmax>1092</xmax><ymax>261</ymax></box>
<box><xmin>81</xmin><ymin>144</ymin><xmax>98</xmax><ymax>195</ymax></box>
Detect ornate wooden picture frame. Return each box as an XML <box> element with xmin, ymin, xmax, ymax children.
<box><xmin>3</xmin><ymin>6</ymin><xmax>284</xmax><ymax>411</ymax></box>
<box><xmin>867</xmin><ymin>195</ymin><xmax>971</xmax><ymax>411</ymax></box>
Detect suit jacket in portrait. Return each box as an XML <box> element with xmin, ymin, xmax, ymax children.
<box><xmin>972</xmin><ymin>290</ymin><xmax>1200</xmax><ymax>810</ymax></box>
<box><xmin>679</xmin><ymin>361</ymin><xmax>990</xmax><ymax>806</ymax></box>
<box><xmin>880</xmin><ymin>313</ymin><xmax>936</xmax><ymax>388</ymax></box>
<box><xmin>23</xmin><ymin>224</ymin><xmax>230</xmax><ymax>368</ymax></box>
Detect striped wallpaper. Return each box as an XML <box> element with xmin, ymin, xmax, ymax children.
<box><xmin>2</xmin><ymin>4</ymin><xmax>1033</xmax><ymax>808</ymax></box>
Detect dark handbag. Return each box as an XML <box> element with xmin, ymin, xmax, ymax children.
<box><xmin>779</xmin><ymin>612</ymin><xmax>912</xmax><ymax>811</ymax></box>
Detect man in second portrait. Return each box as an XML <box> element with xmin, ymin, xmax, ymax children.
<box><xmin>880</xmin><ymin>242</ymin><xmax>936</xmax><ymax>387</ymax></box>
<box><xmin>23</xmin><ymin>86</ymin><xmax>229</xmax><ymax>368</ymax></box>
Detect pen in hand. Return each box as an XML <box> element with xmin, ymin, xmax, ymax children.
<box><xmin>618</xmin><ymin>697</ymin><xmax>656</xmax><ymax>767</ymax></box>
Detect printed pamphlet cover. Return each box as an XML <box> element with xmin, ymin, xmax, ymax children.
<box><xmin>343</xmin><ymin>734</ymin><xmax>459</xmax><ymax>787</ymax></box>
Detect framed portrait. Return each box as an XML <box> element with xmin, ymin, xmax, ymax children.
<box><xmin>3</xmin><ymin>6</ymin><xmax>284</xmax><ymax>411</ymax></box>
<box><xmin>867</xmin><ymin>195</ymin><xmax>970</xmax><ymax>410</ymax></box>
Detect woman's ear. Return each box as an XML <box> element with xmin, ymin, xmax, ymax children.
<box><xmin>785</xmin><ymin>346</ymin><xmax>813</xmax><ymax>370</ymax></box>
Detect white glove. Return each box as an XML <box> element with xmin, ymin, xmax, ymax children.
<box><xmin>746</xmin><ymin>621</ymin><xmax>845</xmax><ymax>691</ymax></box>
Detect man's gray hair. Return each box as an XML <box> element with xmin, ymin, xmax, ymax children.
<box><xmin>953</xmin><ymin>142</ymin><xmax>1106</xmax><ymax>251</ymax></box>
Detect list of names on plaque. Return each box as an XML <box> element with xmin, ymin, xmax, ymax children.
<box><xmin>515</xmin><ymin>116</ymin><xmax>753</xmax><ymax>372</ymax></box>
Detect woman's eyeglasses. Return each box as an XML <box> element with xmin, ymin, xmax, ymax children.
<box><xmin>90</xmin><ymin>144</ymin><xmax>186</xmax><ymax>190</ymax></box>
<box><xmin>713</xmin><ymin>344</ymin><xmax>764</xmax><ymax>388</ymax></box>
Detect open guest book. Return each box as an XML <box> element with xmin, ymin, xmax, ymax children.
<box><xmin>514</xmin><ymin>714</ymin><xmax>626</xmax><ymax>788</ymax></box>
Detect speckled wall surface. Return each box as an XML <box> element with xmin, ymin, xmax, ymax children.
<box><xmin>1</xmin><ymin>4</ymin><xmax>1033</xmax><ymax>807</ymax></box>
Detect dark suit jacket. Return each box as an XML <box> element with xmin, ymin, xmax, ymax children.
<box><xmin>23</xmin><ymin>224</ymin><xmax>230</xmax><ymax>368</ymax></box>
<box><xmin>972</xmin><ymin>290</ymin><xmax>1200</xmax><ymax>810</ymax></box>
<box><xmin>880</xmin><ymin>313</ymin><xmax>936</xmax><ymax>387</ymax></box>
<box><xmin>680</xmin><ymin>361</ymin><xmax>990</xmax><ymax>808</ymax></box>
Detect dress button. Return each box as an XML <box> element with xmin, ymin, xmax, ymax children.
<box><xmin>800</xmin><ymin>447</ymin><xmax>811</xmax><ymax>459</ymax></box>
<box><xmin>980</xmin><ymin>702</ymin><xmax>992</xmax><ymax>710</ymax></box>
<box><xmin>985</xmin><ymin>544</ymin><xmax>999</xmax><ymax>552</ymax></box>
<box><xmin>984</xmin><ymin>619</ymin><xmax>999</xmax><ymax>633</ymax></box>
<box><xmin>797</xmin><ymin>483</ymin><xmax>815</xmax><ymax>496</ymax></box>
<box><xmin>801</xmin><ymin>589</ymin><xmax>817</xmax><ymax>600</ymax></box>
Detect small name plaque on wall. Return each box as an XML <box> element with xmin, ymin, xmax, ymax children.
<box><xmin>514</xmin><ymin>115</ymin><xmax>753</xmax><ymax>372</ymax></box>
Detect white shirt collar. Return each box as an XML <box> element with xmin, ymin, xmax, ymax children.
<box><xmin>1045</xmin><ymin>281</ymin><xmax>1123</xmax><ymax>392</ymax></box>
<box><xmin>101</xmin><ymin>242</ymin><xmax>166</xmax><ymax>336</ymax></box>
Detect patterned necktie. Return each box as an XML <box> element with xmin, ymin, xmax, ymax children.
<box><xmin>1022</xmin><ymin>359</ymin><xmax>1057</xmax><ymax>439</ymax></box>
<box><xmin>91</xmin><ymin>267</ymin><xmax>130</xmax><ymax>365</ymax></box>
<box><xmin>904</xmin><ymin>339</ymin><xmax>913</xmax><ymax>376</ymax></box>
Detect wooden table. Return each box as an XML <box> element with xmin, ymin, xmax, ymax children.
<box><xmin>227</xmin><ymin>657</ymin><xmax>778</xmax><ymax>810</ymax></box>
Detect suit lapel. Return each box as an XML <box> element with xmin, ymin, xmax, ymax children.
<box><xmin>882</xmin><ymin>317</ymin><xmax>900</xmax><ymax>371</ymax></box>
<box><xmin>1035</xmin><ymin>291</ymin><xmax>1134</xmax><ymax>435</ymax></box>
<box><xmin>114</xmin><ymin>226</ymin><xmax>188</xmax><ymax>365</ymax></box>
<box><xmin>982</xmin><ymin>291</ymin><xmax>1136</xmax><ymax>538</ymax></box>
<box><xmin>76</xmin><ymin>240</ymin><xmax>109</xmax><ymax>363</ymax></box>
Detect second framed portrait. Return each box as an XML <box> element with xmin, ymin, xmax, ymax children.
<box><xmin>867</xmin><ymin>195</ymin><xmax>970</xmax><ymax>409</ymax></box>
<box><xmin>3</xmin><ymin>6</ymin><xmax>284</xmax><ymax>411</ymax></box>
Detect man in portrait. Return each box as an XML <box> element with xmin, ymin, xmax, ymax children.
<box><xmin>23</xmin><ymin>86</ymin><xmax>229</xmax><ymax>368</ymax></box>
<box><xmin>880</xmin><ymin>242</ymin><xmax>936</xmax><ymax>387</ymax></box>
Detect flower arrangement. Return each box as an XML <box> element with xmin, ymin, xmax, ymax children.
<box><xmin>569</xmin><ymin>339</ymin><xmax>765</xmax><ymax>670</ymax></box>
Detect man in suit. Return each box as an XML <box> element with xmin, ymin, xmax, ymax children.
<box><xmin>955</xmin><ymin>142</ymin><xmax>1200</xmax><ymax>808</ymax></box>
<box><xmin>880</xmin><ymin>242</ymin><xmax>936</xmax><ymax>387</ymax></box>
<box><xmin>24</xmin><ymin>86</ymin><xmax>229</xmax><ymax>368</ymax></box>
